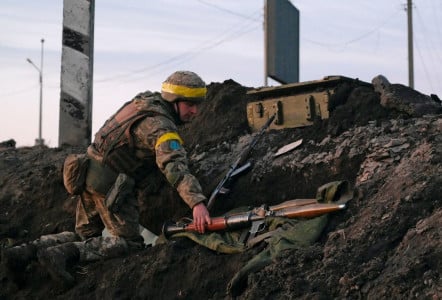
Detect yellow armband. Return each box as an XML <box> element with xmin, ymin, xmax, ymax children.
<box><xmin>155</xmin><ymin>132</ymin><xmax>184</xmax><ymax>150</ymax></box>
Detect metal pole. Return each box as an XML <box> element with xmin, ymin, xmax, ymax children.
<box><xmin>26</xmin><ymin>38</ymin><xmax>45</xmax><ymax>146</ymax></box>
<box><xmin>264</xmin><ymin>0</ymin><xmax>268</xmax><ymax>86</ymax></box>
<box><xmin>38</xmin><ymin>38</ymin><xmax>44</xmax><ymax>146</ymax></box>
<box><xmin>59</xmin><ymin>0</ymin><xmax>94</xmax><ymax>147</ymax></box>
<box><xmin>407</xmin><ymin>0</ymin><xmax>414</xmax><ymax>88</ymax></box>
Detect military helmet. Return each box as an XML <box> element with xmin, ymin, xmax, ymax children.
<box><xmin>161</xmin><ymin>71</ymin><xmax>206</xmax><ymax>103</ymax></box>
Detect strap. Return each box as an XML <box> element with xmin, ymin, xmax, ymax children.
<box><xmin>246</xmin><ymin>227</ymin><xmax>284</xmax><ymax>248</ymax></box>
<box><xmin>101</xmin><ymin>106</ymin><xmax>175</xmax><ymax>163</ymax></box>
<box><xmin>102</xmin><ymin>112</ymin><xmax>153</xmax><ymax>163</ymax></box>
<box><xmin>85</xmin><ymin>158</ymin><xmax>119</xmax><ymax>195</ymax></box>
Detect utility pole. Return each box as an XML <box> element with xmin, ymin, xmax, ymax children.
<box><xmin>407</xmin><ymin>0</ymin><xmax>414</xmax><ymax>88</ymax></box>
<box><xmin>59</xmin><ymin>0</ymin><xmax>95</xmax><ymax>147</ymax></box>
<box><xmin>264</xmin><ymin>0</ymin><xmax>268</xmax><ymax>86</ymax></box>
<box><xmin>27</xmin><ymin>38</ymin><xmax>45</xmax><ymax>146</ymax></box>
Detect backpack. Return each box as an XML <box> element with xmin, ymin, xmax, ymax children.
<box><xmin>62</xmin><ymin>154</ymin><xmax>90</xmax><ymax>195</ymax></box>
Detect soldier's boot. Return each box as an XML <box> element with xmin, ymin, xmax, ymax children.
<box><xmin>76</xmin><ymin>236</ymin><xmax>129</xmax><ymax>262</ymax></box>
<box><xmin>38</xmin><ymin>231</ymin><xmax>79</xmax><ymax>246</ymax></box>
<box><xmin>37</xmin><ymin>236</ymin><xmax>129</xmax><ymax>288</ymax></box>
<box><xmin>37</xmin><ymin>242</ymin><xmax>80</xmax><ymax>289</ymax></box>
<box><xmin>1</xmin><ymin>232</ymin><xmax>78</xmax><ymax>284</ymax></box>
<box><xmin>1</xmin><ymin>243</ymin><xmax>37</xmax><ymax>272</ymax></box>
<box><xmin>1</xmin><ymin>231</ymin><xmax>79</xmax><ymax>269</ymax></box>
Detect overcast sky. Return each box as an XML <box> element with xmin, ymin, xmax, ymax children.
<box><xmin>1</xmin><ymin>0</ymin><xmax>441</xmax><ymax>147</ymax></box>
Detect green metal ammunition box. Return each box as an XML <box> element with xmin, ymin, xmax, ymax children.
<box><xmin>246</xmin><ymin>75</ymin><xmax>370</xmax><ymax>131</ymax></box>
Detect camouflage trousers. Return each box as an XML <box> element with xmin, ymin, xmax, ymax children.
<box><xmin>28</xmin><ymin>231</ymin><xmax>79</xmax><ymax>249</ymax></box>
<box><xmin>2</xmin><ymin>232</ymin><xmax>128</xmax><ymax>270</ymax></box>
<box><xmin>35</xmin><ymin>232</ymin><xmax>128</xmax><ymax>261</ymax></box>
<box><xmin>31</xmin><ymin>231</ymin><xmax>129</xmax><ymax>261</ymax></box>
<box><xmin>31</xmin><ymin>231</ymin><xmax>130</xmax><ymax>261</ymax></box>
<box><xmin>75</xmin><ymin>188</ymin><xmax>142</xmax><ymax>243</ymax></box>
<box><xmin>71</xmin><ymin>235</ymin><xmax>128</xmax><ymax>261</ymax></box>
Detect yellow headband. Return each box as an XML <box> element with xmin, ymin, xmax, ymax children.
<box><xmin>161</xmin><ymin>82</ymin><xmax>207</xmax><ymax>98</ymax></box>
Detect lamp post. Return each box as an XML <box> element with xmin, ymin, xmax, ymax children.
<box><xmin>27</xmin><ymin>38</ymin><xmax>45</xmax><ymax>146</ymax></box>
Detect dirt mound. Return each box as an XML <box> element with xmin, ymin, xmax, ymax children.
<box><xmin>0</xmin><ymin>79</ymin><xmax>441</xmax><ymax>299</ymax></box>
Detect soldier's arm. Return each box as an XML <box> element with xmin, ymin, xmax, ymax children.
<box><xmin>134</xmin><ymin>116</ymin><xmax>207</xmax><ymax>209</ymax></box>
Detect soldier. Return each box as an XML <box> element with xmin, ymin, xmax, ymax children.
<box><xmin>2</xmin><ymin>70</ymin><xmax>212</xmax><ymax>287</ymax></box>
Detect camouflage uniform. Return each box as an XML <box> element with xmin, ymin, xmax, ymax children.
<box><xmin>1</xmin><ymin>71</ymin><xmax>208</xmax><ymax>287</ymax></box>
<box><xmin>76</xmin><ymin>91</ymin><xmax>206</xmax><ymax>243</ymax></box>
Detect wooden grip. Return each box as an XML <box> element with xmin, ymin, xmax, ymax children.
<box><xmin>269</xmin><ymin>198</ymin><xmax>318</xmax><ymax>211</ymax></box>
<box><xmin>277</xmin><ymin>203</ymin><xmax>345</xmax><ymax>218</ymax></box>
<box><xmin>185</xmin><ymin>216</ymin><xmax>227</xmax><ymax>232</ymax></box>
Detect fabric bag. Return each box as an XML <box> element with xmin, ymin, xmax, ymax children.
<box><xmin>63</xmin><ymin>154</ymin><xmax>90</xmax><ymax>195</ymax></box>
<box><xmin>104</xmin><ymin>173</ymin><xmax>135</xmax><ymax>213</ymax></box>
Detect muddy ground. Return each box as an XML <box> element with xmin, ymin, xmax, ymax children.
<box><xmin>0</xmin><ymin>78</ymin><xmax>441</xmax><ymax>299</ymax></box>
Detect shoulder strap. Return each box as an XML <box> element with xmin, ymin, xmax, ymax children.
<box><xmin>246</xmin><ymin>227</ymin><xmax>284</xmax><ymax>248</ymax></box>
<box><xmin>102</xmin><ymin>109</ymin><xmax>159</xmax><ymax>163</ymax></box>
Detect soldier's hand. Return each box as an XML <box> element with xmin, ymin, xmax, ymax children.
<box><xmin>192</xmin><ymin>202</ymin><xmax>212</xmax><ymax>234</ymax></box>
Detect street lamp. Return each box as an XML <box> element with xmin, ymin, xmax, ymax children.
<box><xmin>27</xmin><ymin>38</ymin><xmax>45</xmax><ymax>146</ymax></box>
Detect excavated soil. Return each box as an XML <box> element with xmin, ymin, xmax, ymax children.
<box><xmin>0</xmin><ymin>79</ymin><xmax>441</xmax><ymax>299</ymax></box>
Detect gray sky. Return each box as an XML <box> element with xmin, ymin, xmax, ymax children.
<box><xmin>1</xmin><ymin>0</ymin><xmax>441</xmax><ymax>147</ymax></box>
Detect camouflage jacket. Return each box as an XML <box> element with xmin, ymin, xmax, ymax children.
<box><xmin>88</xmin><ymin>91</ymin><xmax>206</xmax><ymax>209</ymax></box>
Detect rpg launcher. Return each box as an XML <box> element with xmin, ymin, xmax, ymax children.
<box><xmin>206</xmin><ymin>114</ymin><xmax>276</xmax><ymax>210</ymax></box>
<box><xmin>163</xmin><ymin>198</ymin><xmax>346</xmax><ymax>242</ymax></box>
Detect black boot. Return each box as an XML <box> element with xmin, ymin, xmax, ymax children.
<box><xmin>37</xmin><ymin>243</ymin><xmax>80</xmax><ymax>289</ymax></box>
<box><xmin>1</xmin><ymin>243</ymin><xmax>37</xmax><ymax>272</ymax></box>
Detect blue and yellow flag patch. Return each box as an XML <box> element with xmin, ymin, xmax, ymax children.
<box><xmin>155</xmin><ymin>132</ymin><xmax>184</xmax><ymax>151</ymax></box>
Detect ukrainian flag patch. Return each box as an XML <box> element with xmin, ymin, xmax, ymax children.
<box><xmin>169</xmin><ymin>140</ymin><xmax>181</xmax><ymax>150</ymax></box>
